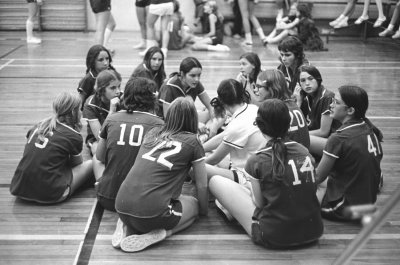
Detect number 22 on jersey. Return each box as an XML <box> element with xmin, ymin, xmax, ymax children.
<box><xmin>142</xmin><ymin>140</ymin><xmax>182</xmax><ymax>170</ymax></box>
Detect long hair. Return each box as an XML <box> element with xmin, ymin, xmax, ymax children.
<box><xmin>255</xmin><ymin>99</ymin><xmax>290</xmax><ymax>183</ymax></box>
<box><xmin>278</xmin><ymin>36</ymin><xmax>305</xmax><ymax>67</ymax></box>
<box><xmin>257</xmin><ymin>69</ymin><xmax>292</xmax><ymax>100</ymax></box>
<box><xmin>240</xmin><ymin>52</ymin><xmax>261</xmax><ymax>84</ymax></box>
<box><xmin>210</xmin><ymin>79</ymin><xmax>250</xmax><ymax>117</ymax></box>
<box><xmin>85</xmin><ymin>44</ymin><xmax>114</xmax><ymax>75</ymax></box>
<box><xmin>170</xmin><ymin>57</ymin><xmax>202</xmax><ymax>78</ymax></box>
<box><xmin>338</xmin><ymin>85</ymin><xmax>383</xmax><ymax>142</ymax></box>
<box><xmin>296</xmin><ymin>3</ymin><xmax>312</xmax><ymax>19</ymax></box>
<box><xmin>298</xmin><ymin>64</ymin><xmax>323</xmax><ymax>87</ymax></box>
<box><xmin>145</xmin><ymin>97</ymin><xmax>198</xmax><ymax>147</ymax></box>
<box><xmin>123</xmin><ymin>77</ymin><xmax>157</xmax><ymax>113</ymax></box>
<box><xmin>143</xmin><ymin>46</ymin><xmax>166</xmax><ymax>88</ymax></box>
<box><xmin>37</xmin><ymin>92</ymin><xmax>82</xmax><ymax>141</ymax></box>
<box><xmin>95</xmin><ymin>69</ymin><xmax>122</xmax><ymax>98</ymax></box>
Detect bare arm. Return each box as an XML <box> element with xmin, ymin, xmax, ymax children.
<box><xmin>203</xmin><ymin>132</ymin><xmax>224</xmax><ymax>153</ymax></box>
<box><xmin>198</xmin><ymin>92</ymin><xmax>215</xmax><ymax>119</ymax></box>
<box><xmin>309</xmin><ymin>114</ymin><xmax>333</xmax><ymax>138</ymax></box>
<box><xmin>316</xmin><ymin>153</ymin><xmax>336</xmax><ymax>184</ymax></box>
<box><xmin>88</xmin><ymin>120</ymin><xmax>102</xmax><ymax>141</ymax></box>
<box><xmin>193</xmin><ymin>159</ymin><xmax>208</xmax><ymax>216</ymax></box>
<box><xmin>249</xmin><ymin>175</ymin><xmax>264</xmax><ymax>208</ymax></box>
<box><xmin>95</xmin><ymin>138</ymin><xmax>107</xmax><ymax>163</ymax></box>
<box><xmin>205</xmin><ymin>141</ymin><xmax>230</xmax><ymax>165</ymax></box>
<box><xmin>205</xmin><ymin>14</ymin><xmax>217</xmax><ymax>37</ymax></box>
<box><xmin>277</xmin><ymin>17</ymin><xmax>300</xmax><ymax>30</ymax></box>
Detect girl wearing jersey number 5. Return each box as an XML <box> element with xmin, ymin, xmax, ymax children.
<box><xmin>315</xmin><ymin>85</ymin><xmax>383</xmax><ymax>221</ymax></box>
<box><xmin>209</xmin><ymin>98</ymin><xmax>323</xmax><ymax>248</ymax></box>
<box><xmin>113</xmin><ymin>97</ymin><xmax>208</xmax><ymax>252</ymax></box>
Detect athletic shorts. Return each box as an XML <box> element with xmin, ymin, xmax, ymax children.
<box><xmin>89</xmin><ymin>0</ymin><xmax>111</xmax><ymax>13</ymax></box>
<box><xmin>136</xmin><ymin>0</ymin><xmax>151</xmax><ymax>8</ymax></box>
<box><xmin>149</xmin><ymin>2</ymin><xmax>173</xmax><ymax>16</ymax></box>
<box><xmin>119</xmin><ymin>199</ymin><xmax>182</xmax><ymax>233</ymax></box>
<box><xmin>251</xmin><ymin>219</ymin><xmax>277</xmax><ymax>248</ymax></box>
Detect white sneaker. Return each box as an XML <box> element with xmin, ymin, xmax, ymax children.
<box><xmin>27</xmin><ymin>37</ymin><xmax>41</xmax><ymax>44</ymax></box>
<box><xmin>329</xmin><ymin>17</ymin><xmax>342</xmax><ymax>27</ymax></box>
<box><xmin>354</xmin><ymin>15</ymin><xmax>369</xmax><ymax>25</ymax></box>
<box><xmin>215</xmin><ymin>199</ymin><xmax>234</xmax><ymax>222</ymax></box>
<box><xmin>120</xmin><ymin>229</ymin><xmax>166</xmax><ymax>252</ymax></box>
<box><xmin>334</xmin><ymin>18</ymin><xmax>349</xmax><ymax>29</ymax></box>
<box><xmin>111</xmin><ymin>218</ymin><xmax>126</xmax><ymax>249</ymax></box>
<box><xmin>161</xmin><ymin>48</ymin><xmax>168</xmax><ymax>59</ymax></box>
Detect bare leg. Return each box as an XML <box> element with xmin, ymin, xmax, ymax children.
<box><xmin>206</xmin><ymin>164</ymin><xmax>234</xmax><ymax>181</ymax></box>
<box><xmin>160</xmin><ymin>14</ymin><xmax>171</xmax><ymax>56</ymax></box>
<box><xmin>238</xmin><ymin>0</ymin><xmax>252</xmax><ymax>44</ymax></box>
<box><xmin>209</xmin><ymin>176</ymin><xmax>255</xmax><ymax>236</ymax></box>
<box><xmin>104</xmin><ymin>13</ymin><xmax>116</xmax><ymax>47</ymax></box>
<box><xmin>168</xmin><ymin>195</ymin><xmax>199</xmax><ymax>235</ymax></box>
<box><xmin>266</xmin><ymin>29</ymin><xmax>290</xmax><ymax>44</ymax></box>
<box><xmin>70</xmin><ymin>160</ymin><xmax>94</xmax><ymax>194</ymax></box>
<box><xmin>92</xmin><ymin>154</ymin><xmax>105</xmax><ymax>181</ymax></box>
<box><xmin>26</xmin><ymin>3</ymin><xmax>41</xmax><ymax>43</ymax></box>
<box><xmin>248</xmin><ymin>1</ymin><xmax>266</xmax><ymax>40</ymax></box>
<box><xmin>135</xmin><ymin>6</ymin><xmax>148</xmax><ymax>48</ymax></box>
<box><xmin>94</xmin><ymin>11</ymin><xmax>111</xmax><ymax>45</ymax></box>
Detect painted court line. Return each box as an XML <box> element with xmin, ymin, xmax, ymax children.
<box><xmin>0</xmin><ymin>59</ymin><xmax>14</xmax><ymax>71</ymax></box>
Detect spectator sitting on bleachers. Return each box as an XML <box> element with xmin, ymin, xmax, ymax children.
<box><xmin>329</xmin><ymin>0</ymin><xmax>358</xmax><ymax>29</ymax></box>
<box><xmin>354</xmin><ymin>0</ymin><xmax>386</xmax><ymax>27</ymax></box>
<box><xmin>379</xmin><ymin>0</ymin><xmax>400</xmax><ymax>39</ymax></box>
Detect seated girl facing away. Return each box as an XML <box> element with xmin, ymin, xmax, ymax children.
<box><xmin>112</xmin><ymin>97</ymin><xmax>208</xmax><ymax>252</ymax></box>
<box><xmin>315</xmin><ymin>85</ymin><xmax>383</xmax><ymax>221</ymax></box>
<box><xmin>209</xmin><ymin>98</ymin><xmax>323</xmax><ymax>248</ymax></box>
<box><xmin>93</xmin><ymin>77</ymin><xmax>164</xmax><ymax>212</ymax></box>
<box><xmin>10</xmin><ymin>92</ymin><xmax>94</xmax><ymax>204</ymax></box>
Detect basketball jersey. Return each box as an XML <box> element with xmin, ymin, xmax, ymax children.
<box><xmin>285</xmin><ymin>99</ymin><xmax>310</xmax><ymax>149</ymax></box>
<box><xmin>115</xmin><ymin>131</ymin><xmax>205</xmax><ymax>218</ymax></box>
<box><xmin>322</xmin><ymin>120</ymin><xmax>383</xmax><ymax>207</ymax></box>
<box><xmin>223</xmin><ymin>103</ymin><xmax>265</xmax><ymax>169</ymax></box>
<box><xmin>245</xmin><ymin>141</ymin><xmax>323</xmax><ymax>247</ymax></box>
<box><xmin>10</xmin><ymin>122</ymin><xmax>83</xmax><ymax>203</ymax></box>
<box><xmin>83</xmin><ymin>95</ymin><xmax>109</xmax><ymax>138</ymax></box>
<box><xmin>157</xmin><ymin>75</ymin><xmax>206</xmax><ymax>116</ymax></box>
<box><xmin>97</xmin><ymin>111</ymin><xmax>164</xmax><ymax>201</ymax></box>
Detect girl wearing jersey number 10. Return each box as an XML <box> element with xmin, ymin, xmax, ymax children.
<box><xmin>10</xmin><ymin>92</ymin><xmax>94</xmax><ymax>204</ymax></box>
<box><xmin>209</xmin><ymin>98</ymin><xmax>323</xmax><ymax>248</ymax></box>
<box><xmin>315</xmin><ymin>85</ymin><xmax>383</xmax><ymax>221</ymax></box>
<box><xmin>112</xmin><ymin>97</ymin><xmax>208</xmax><ymax>253</ymax></box>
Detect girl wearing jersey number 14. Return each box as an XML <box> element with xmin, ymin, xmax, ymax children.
<box><xmin>209</xmin><ymin>98</ymin><xmax>323</xmax><ymax>248</ymax></box>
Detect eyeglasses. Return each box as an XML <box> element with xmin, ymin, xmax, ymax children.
<box><xmin>253</xmin><ymin>83</ymin><xmax>267</xmax><ymax>93</ymax></box>
<box><xmin>299</xmin><ymin>76</ymin><xmax>315</xmax><ymax>83</ymax></box>
<box><xmin>331</xmin><ymin>97</ymin><xmax>348</xmax><ymax>107</ymax></box>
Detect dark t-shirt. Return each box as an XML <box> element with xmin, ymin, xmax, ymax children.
<box><xmin>10</xmin><ymin>122</ymin><xmax>82</xmax><ymax>203</ymax></box>
<box><xmin>115</xmin><ymin>131</ymin><xmax>205</xmax><ymax>217</ymax></box>
<box><xmin>285</xmin><ymin>99</ymin><xmax>310</xmax><ymax>149</ymax></box>
<box><xmin>245</xmin><ymin>141</ymin><xmax>323</xmax><ymax>247</ymax></box>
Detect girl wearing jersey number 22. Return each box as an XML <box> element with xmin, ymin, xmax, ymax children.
<box><xmin>209</xmin><ymin>98</ymin><xmax>323</xmax><ymax>248</ymax></box>
<box><xmin>112</xmin><ymin>97</ymin><xmax>208</xmax><ymax>252</ymax></box>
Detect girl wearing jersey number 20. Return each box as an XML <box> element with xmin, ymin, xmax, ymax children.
<box><xmin>209</xmin><ymin>98</ymin><xmax>323</xmax><ymax>248</ymax></box>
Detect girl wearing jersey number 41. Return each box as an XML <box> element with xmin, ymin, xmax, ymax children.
<box><xmin>315</xmin><ymin>85</ymin><xmax>383</xmax><ymax>221</ymax></box>
<box><xmin>209</xmin><ymin>98</ymin><xmax>323</xmax><ymax>248</ymax></box>
<box><xmin>113</xmin><ymin>97</ymin><xmax>208</xmax><ymax>252</ymax></box>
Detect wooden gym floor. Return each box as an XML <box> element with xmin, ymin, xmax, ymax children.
<box><xmin>0</xmin><ymin>31</ymin><xmax>399</xmax><ymax>265</ymax></box>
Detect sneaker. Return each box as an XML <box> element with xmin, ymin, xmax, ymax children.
<box><xmin>120</xmin><ymin>229</ymin><xmax>166</xmax><ymax>252</ymax></box>
<box><xmin>354</xmin><ymin>15</ymin><xmax>369</xmax><ymax>25</ymax></box>
<box><xmin>241</xmin><ymin>41</ymin><xmax>253</xmax><ymax>47</ymax></box>
<box><xmin>334</xmin><ymin>18</ymin><xmax>348</xmax><ymax>29</ymax></box>
<box><xmin>379</xmin><ymin>28</ymin><xmax>394</xmax><ymax>37</ymax></box>
<box><xmin>215</xmin><ymin>199</ymin><xmax>234</xmax><ymax>222</ymax></box>
<box><xmin>392</xmin><ymin>29</ymin><xmax>400</xmax><ymax>39</ymax></box>
<box><xmin>111</xmin><ymin>218</ymin><xmax>126</xmax><ymax>249</ymax></box>
<box><xmin>161</xmin><ymin>48</ymin><xmax>168</xmax><ymax>58</ymax></box>
<box><xmin>216</xmin><ymin>44</ymin><xmax>230</xmax><ymax>52</ymax></box>
<box><xmin>329</xmin><ymin>17</ymin><xmax>342</xmax><ymax>27</ymax></box>
<box><xmin>27</xmin><ymin>37</ymin><xmax>41</xmax><ymax>44</ymax></box>
<box><xmin>133</xmin><ymin>41</ymin><xmax>146</xmax><ymax>49</ymax></box>
<box><xmin>373</xmin><ymin>16</ymin><xmax>386</xmax><ymax>28</ymax></box>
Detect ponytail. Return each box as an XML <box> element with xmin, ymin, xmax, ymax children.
<box><xmin>269</xmin><ymin>138</ymin><xmax>288</xmax><ymax>184</ymax></box>
<box><xmin>364</xmin><ymin>117</ymin><xmax>383</xmax><ymax>142</ymax></box>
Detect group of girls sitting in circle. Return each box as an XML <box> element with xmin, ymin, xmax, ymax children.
<box><xmin>10</xmin><ymin>35</ymin><xmax>383</xmax><ymax>253</ymax></box>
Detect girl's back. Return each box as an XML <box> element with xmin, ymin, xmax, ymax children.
<box><xmin>245</xmin><ymin>140</ymin><xmax>323</xmax><ymax>247</ymax></box>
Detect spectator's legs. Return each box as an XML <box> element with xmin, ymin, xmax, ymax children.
<box><xmin>330</xmin><ymin>0</ymin><xmax>357</xmax><ymax>27</ymax></box>
<box><xmin>238</xmin><ymin>0</ymin><xmax>253</xmax><ymax>45</ymax></box>
<box><xmin>26</xmin><ymin>2</ymin><xmax>41</xmax><ymax>43</ymax></box>
<box><xmin>248</xmin><ymin>1</ymin><xmax>267</xmax><ymax>43</ymax></box>
<box><xmin>135</xmin><ymin>6</ymin><xmax>148</xmax><ymax>49</ymax></box>
<box><xmin>160</xmin><ymin>14</ymin><xmax>171</xmax><ymax>56</ymax></box>
<box><xmin>373</xmin><ymin>0</ymin><xmax>387</xmax><ymax>27</ymax></box>
<box><xmin>94</xmin><ymin>11</ymin><xmax>111</xmax><ymax>45</ymax></box>
<box><xmin>104</xmin><ymin>13</ymin><xmax>116</xmax><ymax>48</ymax></box>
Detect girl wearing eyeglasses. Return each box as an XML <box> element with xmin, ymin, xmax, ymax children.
<box><xmin>315</xmin><ymin>85</ymin><xmax>383</xmax><ymax>221</ymax></box>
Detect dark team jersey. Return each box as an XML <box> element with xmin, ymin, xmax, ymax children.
<box><xmin>97</xmin><ymin>111</ymin><xmax>164</xmax><ymax>201</ymax></box>
<box><xmin>130</xmin><ymin>63</ymin><xmax>165</xmax><ymax>91</ymax></box>
<box><xmin>151</xmin><ymin>0</ymin><xmax>172</xmax><ymax>4</ymax></box>
<box><xmin>322</xmin><ymin>119</ymin><xmax>383</xmax><ymax>207</ymax></box>
<box><xmin>277</xmin><ymin>59</ymin><xmax>309</xmax><ymax>93</ymax></box>
<box><xmin>300</xmin><ymin>87</ymin><xmax>341</xmax><ymax>133</ymax></box>
<box><xmin>157</xmin><ymin>75</ymin><xmax>205</xmax><ymax>116</ymax></box>
<box><xmin>285</xmin><ymin>99</ymin><xmax>310</xmax><ymax>149</ymax></box>
<box><xmin>77</xmin><ymin>71</ymin><xmax>96</xmax><ymax>108</ymax></box>
<box><xmin>204</xmin><ymin>13</ymin><xmax>224</xmax><ymax>44</ymax></box>
<box><xmin>10</xmin><ymin>122</ymin><xmax>83</xmax><ymax>203</ymax></box>
<box><xmin>245</xmin><ymin>141</ymin><xmax>323</xmax><ymax>247</ymax></box>
<box><xmin>115</xmin><ymin>131</ymin><xmax>205</xmax><ymax>217</ymax></box>
<box><xmin>83</xmin><ymin>95</ymin><xmax>109</xmax><ymax>139</ymax></box>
